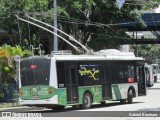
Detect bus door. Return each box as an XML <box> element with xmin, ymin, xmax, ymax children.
<box><xmin>101</xmin><ymin>64</ymin><xmax>112</xmax><ymax>100</ymax></box>
<box><xmin>136</xmin><ymin>63</ymin><xmax>146</xmax><ymax>96</ymax></box>
<box><xmin>66</xmin><ymin>63</ymin><xmax>79</xmax><ymax>103</ymax></box>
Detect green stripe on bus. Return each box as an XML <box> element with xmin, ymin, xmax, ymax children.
<box><xmin>79</xmin><ymin>85</ymin><xmax>102</xmax><ymax>104</ymax></box>
<box><xmin>20</xmin><ymin>85</ymin><xmax>56</xmax><ymax>99</ymax></box>
<box><xmin>112</xmin><ymin>84</ymin><xmax>122</xmax><ymax>100</ymax></box>
<box><xmin>58</xmin><ymin>88</ymin><xmax>67</xmax><ymax>105</ymax></box>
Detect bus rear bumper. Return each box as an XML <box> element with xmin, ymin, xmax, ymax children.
<box><xmin>19</xmin><ymin>95</ymin><xmax>58</xmax><ymax>106</ymax></box>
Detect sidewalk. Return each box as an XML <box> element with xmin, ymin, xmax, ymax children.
<box><xmin>0</xmin><ymin>105</ymin><xmax>30</xmax><ymax>111</ymax></box>
<box><xmin>0</xmin><ymin>102</ymin><xmax>45</xmax><ymax>111</ymax></box>
<box><xmin>0</xmin><ymin>101</ymin><xmax>30</xmax><ymax>111</ymax></box>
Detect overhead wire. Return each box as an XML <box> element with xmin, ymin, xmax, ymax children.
<box><xmin>57</xmin><ymin>18</ymin><xmax>136</xmax><ymax>45</ymax></box>
<box><xmin>1</xmin><ymin>11</ymin><xmax>160</xmax><ymax>28</ymax></box>
<box><xmin>1</xmin><ymin>1</ymin><xmax>159</xmax><ymax>47</ymax></box>
<box><xmin>25</xmin><ymin>14</ymin><xmax>92</xmax><ymax>54</ymax></box>
<box><xmin>57</xmin><ymin>13</ymin><xmax>160</xmax><ymax>45</ymax></box>
<box><xmin>88</xmin><ymin>32</ymin><xmax>133</xmax><ymax>41</ymax></box>
<box><xmin>15</xmin><ymin>14</ymin><xmax>85</xmax><ymax>54</ymax></box>
<box><xmin>57</xmin><ymin>13</ymin><xmax>160</xmax><ymax>27</ymax></box>
<box><xmin>57</xmin><ymin>14</ymin><xmax>159</xmax><ymax>45</ymax></box>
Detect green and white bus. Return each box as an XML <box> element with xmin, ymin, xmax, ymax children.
<box><xmin>19</xmin><ymin>49</ymin><xmax>146</xmax><ymax>110</ymax></box>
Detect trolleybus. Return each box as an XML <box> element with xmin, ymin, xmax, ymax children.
<box><xmin>19</xmin><ymin>49</ymin><xmax>146</xmax><ymax>110</ymax></box>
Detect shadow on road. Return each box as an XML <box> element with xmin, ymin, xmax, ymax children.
<box><xmin>19</xmin><ymin>101</ymin><xmax>144</xmax><ymax>113</ymax></box>
<box><xmin>137</xmin><ymin>107</ymin><xmax>160</xmax><ymax>111</ymax></box>
<box><xmin>147</xmin><ymin>87</ymin><xmax>160</xmax><ymax>90</ymax></box>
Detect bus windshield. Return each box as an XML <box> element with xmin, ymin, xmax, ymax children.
<box><xmin>20</xmin><ymin>58</ymin><xmax>51</xmax><ymax>86</ymax></box>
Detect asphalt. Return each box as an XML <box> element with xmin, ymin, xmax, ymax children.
<box><xmin>1</xmin><ymin>74</ymin><xmax>160</xmax><ymax>112</ymax></box>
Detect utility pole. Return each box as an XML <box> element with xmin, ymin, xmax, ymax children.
<box><xmin>53</xmin><ymin>0</ymin><xmax>58</xmax><ymax>51</ymax></box>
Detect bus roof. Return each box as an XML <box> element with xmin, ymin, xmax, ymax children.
<box><xmin>22</xmin><ymin>49</ymin><xmax>144</xmax><ymax>61</ymax></box>
<box><xmin>52</xmin><ymin>49</ymin><xmax>144</xmax><ymax>61</ymax></box>
<box><xmin>53</xmin><ymin>55</ymin><xmax>144</xmax><ymax>61</ymax></box>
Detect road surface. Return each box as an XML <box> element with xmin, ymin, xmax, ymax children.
<box><xmin>1</xmin><ymin>80</ymin><xmax>160</xmax><ymax>120</ymax></box>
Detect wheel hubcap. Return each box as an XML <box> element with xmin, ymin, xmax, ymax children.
<box><xmin>85</xmin><ymin>96</ymin><xmax>91</xmax><ymax>107</ymax></box>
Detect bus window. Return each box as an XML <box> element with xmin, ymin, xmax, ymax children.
<box><xmin>128</xmin><ymin>66</ymin><xmax>134</xmax><ymax>78</ymax></box>
<box><xmin>78</xmin><ymin>63</ymin><xmax>100</xmax><ymax>86</ymax></box>
<box><xmin>20</xmin><ymin>58</ymin><xmax>50</xmax><ymax>86</ymax></box>
<box><xmin>57</xmin><ymin>62</ymin><xmax>65</xmax><ymax>88</ymax></box>
<box><xmin>71</xmin><ymin>66</ymin><xmax>77</xmax><ymax>84</ymax></box>
<box><xmin>127</xmin><ymin>65</ymin><xmax>135</xmax><ymax>83</ymax></box>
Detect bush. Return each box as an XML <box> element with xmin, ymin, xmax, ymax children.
<box><xmin>0</xmin><ymin>44</ymin><xmax>32</xmax><ymax>102</ymax></box>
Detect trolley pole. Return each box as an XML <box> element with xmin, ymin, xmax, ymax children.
<box><xmin>53</xmin><ymin>0</ymin><xmax>58</xmax><ymax>51</ymax></box>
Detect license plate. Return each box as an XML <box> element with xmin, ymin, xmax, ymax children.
<box><xmin>32</xmin><ymin>95</ymin><xmax>39</xmax><ymax>99</ymax></box>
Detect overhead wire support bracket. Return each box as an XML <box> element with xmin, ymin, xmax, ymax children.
<box><xmin>30</xmin><ymin>44</ymin><xmax>42</xmax><ymax>56</ymax></box>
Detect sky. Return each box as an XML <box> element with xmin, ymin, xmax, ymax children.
<box><xmin>156</xmin><ymin>5</ymin><xmax>160</xmax><ymax>13</ymax></box>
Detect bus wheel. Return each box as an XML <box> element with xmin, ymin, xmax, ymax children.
<box><xmin>81</xmin><ymin>93</ymin><xmax>92</xmax><ymax>109</ymax></box>
<box><xmin>101</xmin><ymin>101</ymin><xmax>106</xmax><ymax>105</ymax></box>
<box><xmin>120</xmin><ymin>99</ymin><xmax>127</xmax><ymax>104</ymax></box>
<box><xmin>52</xmin><ymin>106</ymin><xmax>65</xmax><ymax>111</ymax></box>
<box><xmin>72</xmin><ymin>105</ymin><xmax>80</xmax><ymax>109</ymax></box>
<box><xmin>128</xmin><ymin>89</ymin><xmax>133</xmax><ymax>104</ymax></box>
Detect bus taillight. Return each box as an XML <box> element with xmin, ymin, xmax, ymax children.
<box><xmin>30</xmin><ymin>65</ymin><xmax>37</xmax><ymax>69</ymax></box>
<box><xmin>19</xmin><ymin>88</ymin><xmax>23</xmax><ymax>96</ymax></box>
<box><xmin>49</xmin><ymin>87</ymin><xmax>53</xmax><ymax>94</ymax></box>
<box><xmin>128</xmin><ymin>78</ymin><xmax>134</xmax><ymax>83</ymax></box>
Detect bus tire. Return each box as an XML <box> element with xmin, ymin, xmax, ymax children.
<box><xmin>128</xmin><ymin>89</ymin><xmax>133</xmax><ymax>104</ymax></box>
<box><xmin>72</xmin><ymin>105</ymin><xmax>80</xmax><ymax>109</ymax></box>
<box><xmin>101</xmin><ymin>101</ymin><xmax>106</xmax><ymax>105</ymax></box>
<box><xmin>120</xmin><ymin>99</ymin><xmax>127</xmax><ymax>104</ymax></box>
<box><xmin>81</xmin><ymin>92</ymin><xmax>92</xmax><ymax>109</ymax></box>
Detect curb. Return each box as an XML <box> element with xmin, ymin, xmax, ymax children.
<box><xmin>0</xmin><ymin>106</ymin><xmax>31</xmax><ymax>111</ymax></box>
<box><xmin>0</xmin><ymin>106</ymin><xmax>46</xmax><ymax>112</ymax></box>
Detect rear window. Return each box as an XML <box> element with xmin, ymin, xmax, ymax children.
<box><xmin>20</xmin><ymin>57</ymin><xmax>51</xmax><ymax>86</ymax></box>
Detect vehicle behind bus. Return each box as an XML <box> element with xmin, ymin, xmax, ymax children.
<box><xmin>145</xmin><ymin>65</ymin><xmax>154</xmax><ymax>87</ymax></box>
<box><xmin>152</xmin><ymin>64</ymin><xmax>158</xmax><ymax>83</ymax></box>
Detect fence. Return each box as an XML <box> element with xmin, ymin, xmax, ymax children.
<box><xmin>0</xmin><ymin>83</ymin><xmax>19</xmax><ymax>103</ymax></box>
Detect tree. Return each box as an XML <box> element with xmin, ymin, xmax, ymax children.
<box><xmin>0</xmin><ymin>44</ymin><xmax>32</xmax><ymax>83</ymax></box>
<box><xmin>53</xmin><ymin>0</ymin><xmax>159</xmax><ymax>51</ymax></box>
<box><xmin>0</xmin><ymin>44</ymin><xmax>32</xmax><ymax>102</ymax></box>
<box><xmin>0</xmin><ymin>0</ymin><xmax>159</xmax><ymax>52</ymax></box>
<box><xmin>131</xmin><ymin>44</ymin><xmax>160</xmax><ymax>64</ymax></box>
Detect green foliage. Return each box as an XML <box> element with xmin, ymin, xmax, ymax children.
<box><xmin>23</xmin><ymin>0</ymin><xmax>49</xmax><ymax>11</ymax></box>
<box><xmin>0</xmin><ymin>0</ymin><xmax>159</xmax><ymax>52</ymax></box>
<box><xmin>0</xmin><ymin>45</ymin><xmax>32</xmax><ymax>102</ymax></box>
<box><xmin>142</xmin><ymin>0</ymin><xmax>159</xmax><ymax>10</ymax></box>
<box><xmin>0</xmin><ymin>45</ymin><xmax>32</xmax><ymax>83</ymax></box>
<box><xmin>131</xmin><ymin>44</ymin><xmax>160</xmax><ymax>64</ymax></box>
